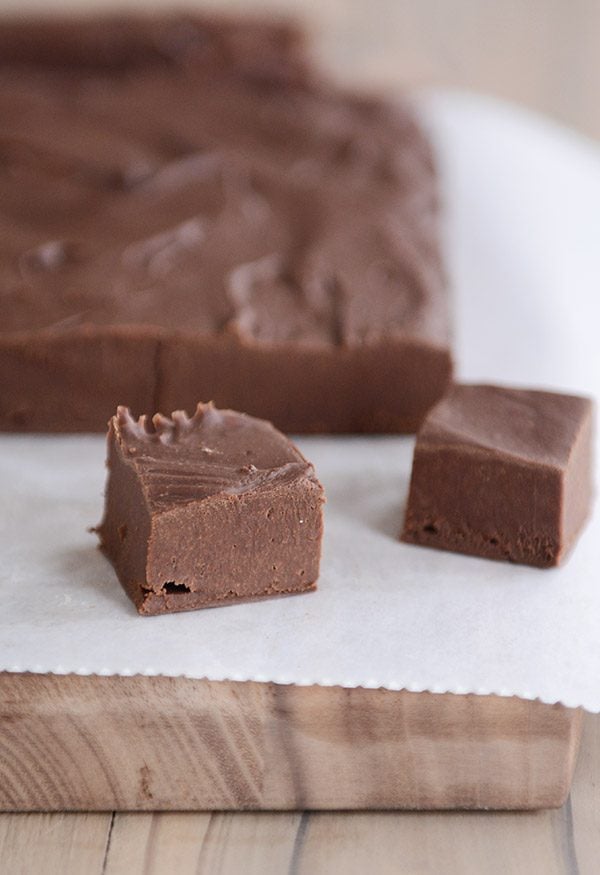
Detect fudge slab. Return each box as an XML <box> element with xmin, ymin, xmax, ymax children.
<box><xmin>401</xmin><ymin>384</ymin><xmax>594</xmax><ymax>567</ymax></box>
<box><xmin>0</xmin><ymin>14</ymin><xmax>451</xmax><ymax>434</ymax></box>
<box><xmin>97</xmin><ymin>403</ymin><xmax>325</xmax><ymax>615</ymax></box>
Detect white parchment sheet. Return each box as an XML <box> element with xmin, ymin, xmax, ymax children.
<box><xmin>1</xmin><ymin>92</ymin><xmax>599</xmax><ymax>709</ymax></box>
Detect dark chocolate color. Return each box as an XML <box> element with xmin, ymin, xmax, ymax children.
<box><xmin>0</xmin><ymin>14</ymin><xmax>451</xmax><ymax>434</ymax></box>
<box><xmin>401</xmin><ymin>384</ymin><xmax>594</xmax><ymax>567</ymax></box>
<box><xmin>97</xmin><ymin>403</ymin><xmax>325</xmax><ymax>614</ymax></box>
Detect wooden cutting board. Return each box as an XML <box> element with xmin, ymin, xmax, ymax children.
<box><xmin>0</xmin><ymin>673</ymin><xmax>581</xmax><ymax>811</ymax></box>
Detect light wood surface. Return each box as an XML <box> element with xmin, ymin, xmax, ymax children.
<box><xmin>0</xmin><ymin>674</ymin><xmax>582</xmax><ymax>812</ymax></box>
<box><xmin>0</xmin><ymin>714</ymin><xmax>598</xmax><ymax>874</ymax></box>
<box><xmin>1</xmin><ymin>0</ymin><xmax>599</xmax><ymax>870</ymax></box>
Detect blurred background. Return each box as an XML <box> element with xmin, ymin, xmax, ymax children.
<box><xmin>3</xmin><ymin>0</ymin><xmax>600</xmax><ymax>139</ymax></box>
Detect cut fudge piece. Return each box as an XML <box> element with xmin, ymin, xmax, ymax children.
<box><xmin>97</xmin><ymin>403</ymin><xmax>325</xmax><ymax>614</ymax></box>
<box><xmin>0</xmin><ymin>14</ymin><xmax>451</xmax><ymax>434</ymax></box>
<box><xmin>401</xmin><ymin>384</ymin><xmax>594</xmax><ymax>567</ymax></box>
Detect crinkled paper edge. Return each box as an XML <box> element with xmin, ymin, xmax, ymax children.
<box><xmin>2</xmin><ymin>666</ymin><xmax>592</xmax><ymax>712</ymax></box>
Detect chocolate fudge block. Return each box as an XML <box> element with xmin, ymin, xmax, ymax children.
<box><xmin>0</xmin><ymin>14</ymin><xmax>451</xmax><ymax>434</ymax></box>
<box><xmin>401</xmin><ymin>384</ymin><xmax>594</xmax><ymax>567</ymax></box>
<box><xmin>97</xmin><ymin>404</ymin><xmax>325</xmax><ymax>615</ymax></box>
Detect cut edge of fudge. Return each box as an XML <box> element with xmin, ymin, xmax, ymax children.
<box><xmin>401</xmin><ymin>383</ymin><xmax>594</xmax><ymax>568</ymax></box>
<box><xmin>0</xmin><ymin>329</ymin><xmax>453</xmax><ymax>434</ymax></box>
<box><xmin>97</xmin><ymin>403</ymin><xmax>325</xmax><ymax>615</ymax></box>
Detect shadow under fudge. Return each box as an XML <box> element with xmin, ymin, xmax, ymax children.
<box><xmin>50</xmin><ymin>544</ymin><xmax>134</xmax><ymax>612</ymax></box>
<box><xmin>324</xmin><ymin>467</ymin><xmax>410</xmax><ymax>540</ymax></box>
<box><xmin>0</xmin><ymin>13</ymin><xmax>452</xmax><ymax>434</ymax></box>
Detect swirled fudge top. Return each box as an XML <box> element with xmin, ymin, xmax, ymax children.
<box><xmin>0</xmin><ymin>14</ymin><xmax>446</xmax><ymax>349</ymax></box>
<box><xmin>112</xmin><ymin>403</ymin><xmax>317</xmax><ymax>510</ymax></box>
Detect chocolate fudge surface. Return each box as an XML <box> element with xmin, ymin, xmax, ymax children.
<box><xmin>0</xmin><ymin>14</ymin><xmax>451</xmax><ymax>434</ymax></box>
<box><xmin>98</xmin><ymin>403</ymin><xmax>325</xmax><ymax>615</ymax></box>
<box><xmin>401</xmin><ymin>384</ymin><xmax>594</xmax><ymax>567</ymax></box>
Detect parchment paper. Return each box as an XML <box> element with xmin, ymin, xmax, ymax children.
<box><xmin>1</xmin><ymin>92</ymin><xmax>599</xmax><ymax>710</ymax></box>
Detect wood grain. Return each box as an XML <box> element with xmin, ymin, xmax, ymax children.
<box><xmin>0</xmin><ymin>673</ymin><xmax>582</xmax><ymax>812</ymax></box>
<box><xmin>104</xmin><ymin>812</ymin><xmax>304</xmax><ymax>875</ymax></box>
<box><xmin>0</xmin><ymin>812</ymin><xmax>112</xmax><ymax>875</ymax></box>
<box><xmin>569</xmin><ymin>709</ymin><xmax>600</xmax><ymax>868</ymax></box>
<box><xmin>4</xmin><ymin>717</ymin><xmax>600</xmax><ymax>875</ymax></box>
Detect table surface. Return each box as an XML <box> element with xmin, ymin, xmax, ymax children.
<box><xmin>2</xmin><ymin>1</ymin><xmax>599</xmax><ymax>872</ymax></box>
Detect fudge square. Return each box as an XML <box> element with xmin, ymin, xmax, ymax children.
<box><xmin>97</xmin><ymin>404</ymin><xmax>325</xmax><ymax>615</ymax></box>
<box><xmin>401</xmin><ymin>384</ymin><xmax>594</xmax><ymax>567</ymax></box>
<box><xmin>0</xmin><ymin>14</ymin><xmax>451</xmax><ymax>435</ymax></box>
